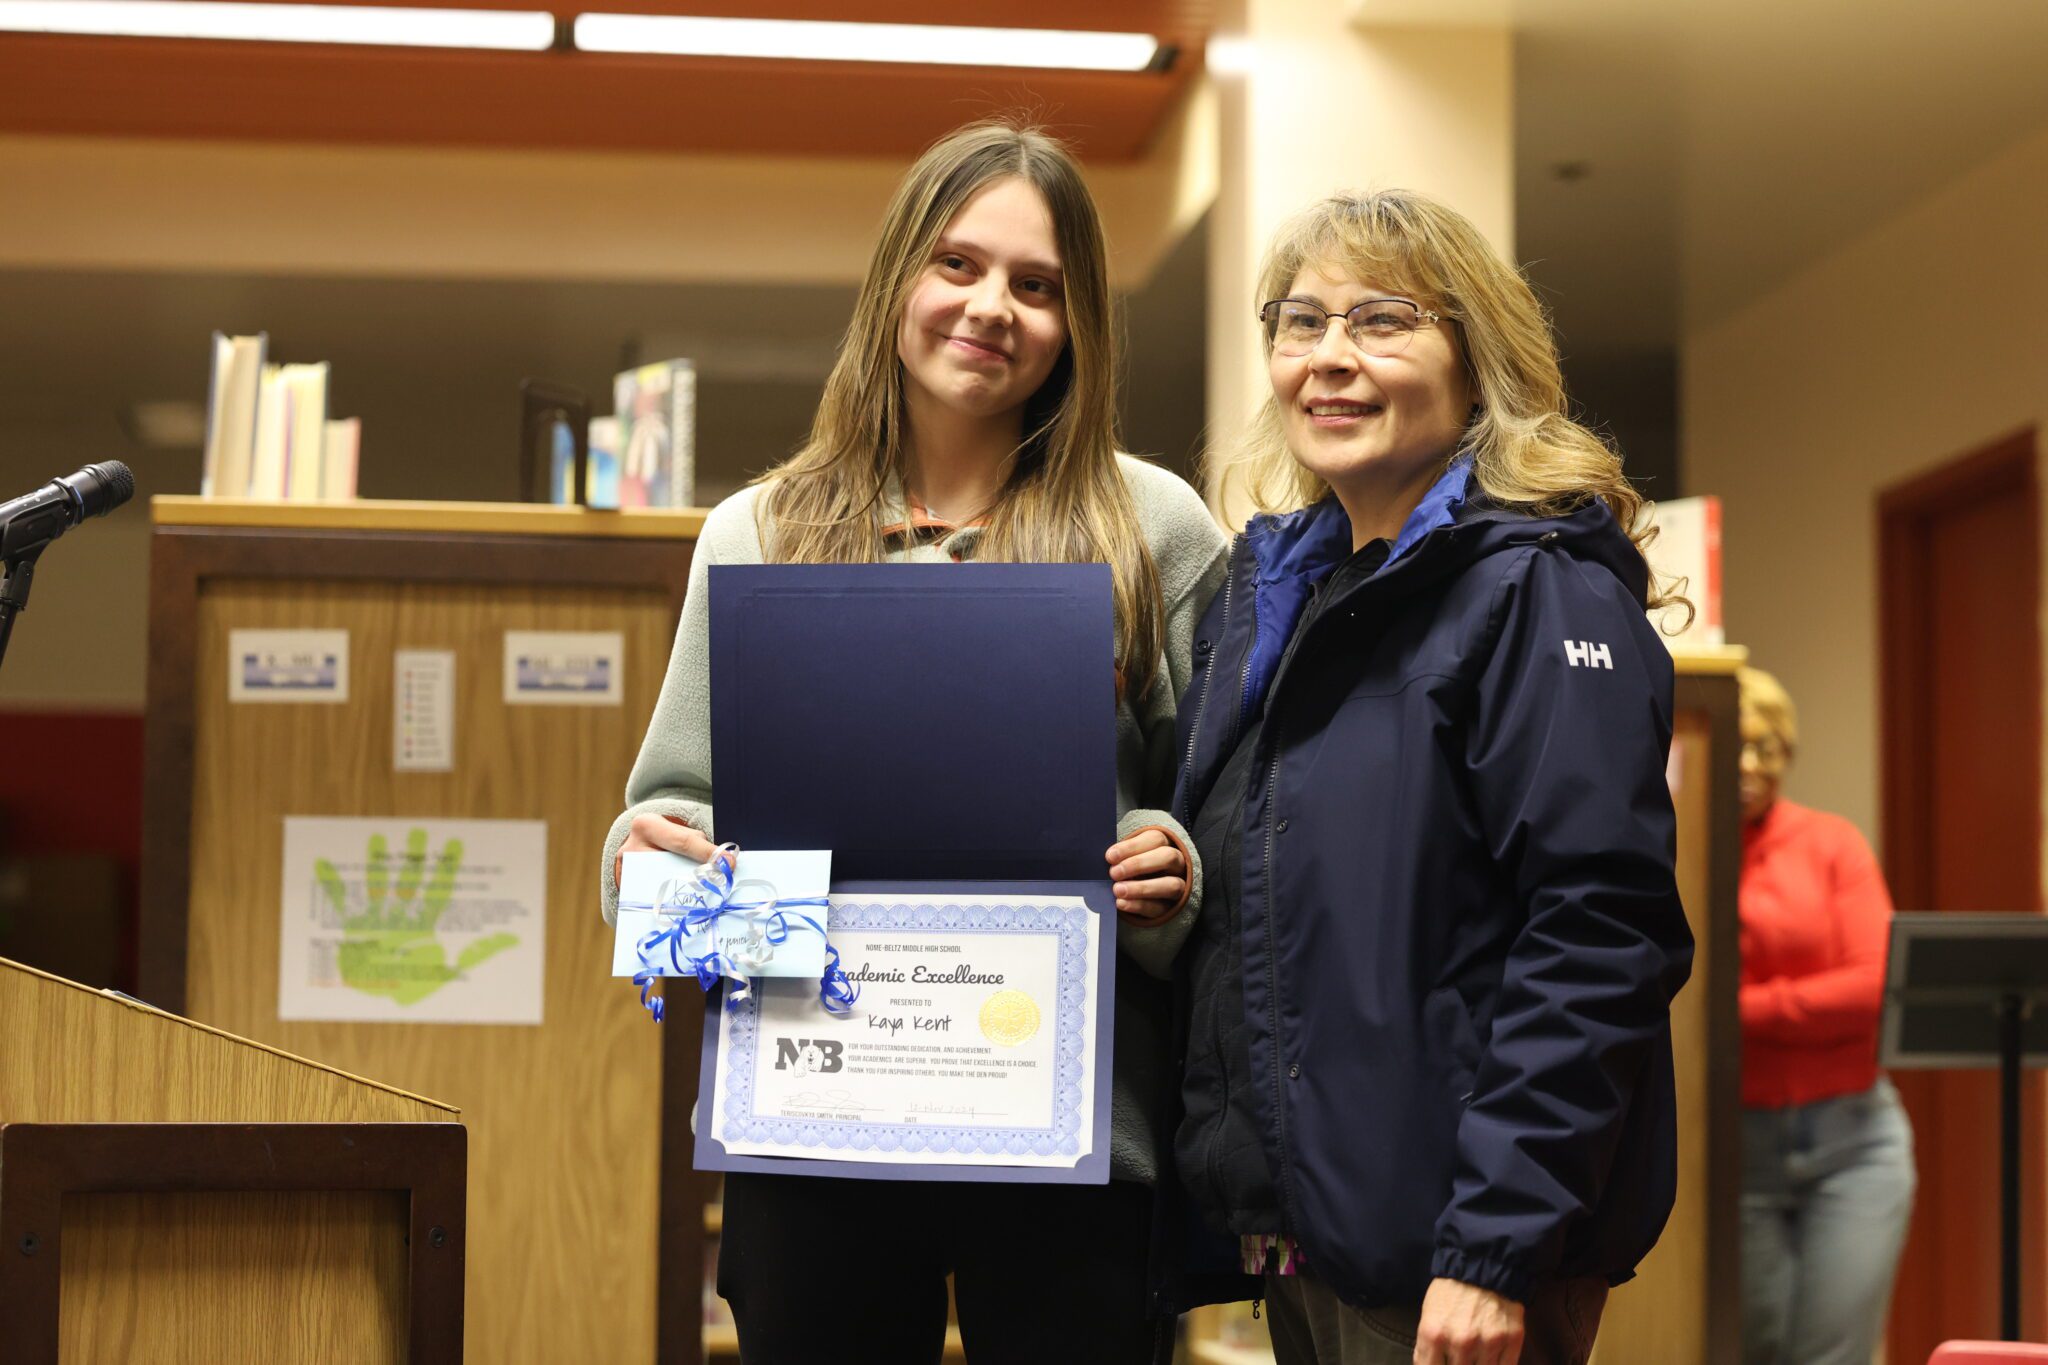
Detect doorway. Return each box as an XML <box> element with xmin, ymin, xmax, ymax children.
<box><xmin>1878</xmin><ymin>427</ymin><xmax>2047</xmax><ymax>1360</ymax></box>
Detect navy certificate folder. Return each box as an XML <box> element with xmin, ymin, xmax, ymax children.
<box><xmin>696</xmin><ymin>563</ymin><xmax>1119</xmax><ymax>1183</ymax></box>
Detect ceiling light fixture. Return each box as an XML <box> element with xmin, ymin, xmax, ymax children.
<box><xmin>0</xmin><ymin>1</ymin><xmax>556</xmax><ymax>51</ymax></box>
<box><xmin>572</xmin><ymin>13</ymin><xmax>1163</xmax><ymax>72</ymax></box>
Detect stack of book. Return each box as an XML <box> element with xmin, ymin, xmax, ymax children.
<box><xmin>201</xmin><ymin>332</ymin><xmax>360</xmax><ymax>500</ymax></box>
<box><xmin>580</xmin><ymin>357</ymin><xmax>696</xmax><ymax>510</ymax></box>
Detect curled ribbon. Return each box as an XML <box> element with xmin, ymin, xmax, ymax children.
<box><xmin>622</xmin><ymin>843</ymin><xmax>857</xmax><ymax>1022</ymax></box>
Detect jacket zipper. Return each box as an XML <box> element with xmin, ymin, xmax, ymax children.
<box><xmin>1188</xmin><ymin>535</ymin><xmax>1260</xmax><ymax>1215</ymax></box>
<box><xmin>1177</xmin><ymin>534</ymin><xmax>1242</xmax><ymax>816</ymax></box>
<box><xmin>1250</xmin><ymin>541</ymin><xmax>1454</xmax><ymax>1237</ymax></box>
<box><xmin>1202</xmin><ymin>909</ymin><xmax>1236</xmax><ymax>1202</ymax></box>
<box><xmin>1255</xmin><ymin>575</ymin><xmax>1347</xmax><ymax>1237</ymax></box>
<box><xmin>1260</xmin><ymin>732</ymin><xmax>1299</xmax><ymax>1231</ymax></box>
<box><xmin>1233</xmin><ymin>619</ymin><xmax>1257</xmax><ymax>744</ymax></box>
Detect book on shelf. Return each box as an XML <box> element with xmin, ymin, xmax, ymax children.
<box><xmin>201</xmin><ymin>334</ymin><xmax>359</xmax><ymax>500</ymax></box>
<box><xmin>247</xmin><ymin>362</ymin><xmax>289</xmax><ymax>498</ymax></box>
<box><xmin>586</xmin><ymin>416</ymin><xmax>622</xmax><ymax>510</ymax></box>
<box><xmin>549</xmin><ymin>419</ymin><xmax>578</xmax><ymax>505</ymax></box>
<box><xmin>520</xmin><ymin>379</ymin><xmax>588</xmax><ymax>505</ymax></box>
<box><xmin>201</xmin><ymin>331</ymin><xmax>266</xmax><ymax>498</ymax></box>
<box><xmin>284</xmin><ymin>362</ymin><xmax>329</xmax><ymax>500</ymax></box>
<box><xmin>1644</xmin><ymin>493</ymin><xmax>1723</xmax><ymax>648</ymax></box>
<box><xmin>321</xmin><ymin>418</ymin><xmax>360</xmax><ymax>501</ymax></box>
<box><xmin>612</xmin><ymin>357</ymin><xmax>696</xmax><ymax>509</ymax></box>
<box><xmin>249</xmin><ymin>361</ymin><xmax>328</xmax><ymax>500</ymax></box>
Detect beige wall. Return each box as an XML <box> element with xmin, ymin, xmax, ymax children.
<box><xmin>0</xmin><ymin>86</ymin><xmax>1214</xmax><ymax>291</ymax></box>
<box><xmin>1682</xmin><ymin>125</ymin><xmax>2048</xmax><ymax>845</ymax></box>
<box><xmin>1205</xmin><ymin>5</ymin><xmax>1513</xmax><ymax>517</ymax></box>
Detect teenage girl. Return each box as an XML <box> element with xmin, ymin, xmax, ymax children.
<box><xmin>601</xmin><ymin>121</ymin><xmax>1228</xmax><ymax>1365</ymax></box>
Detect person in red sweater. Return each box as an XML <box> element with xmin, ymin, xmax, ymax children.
<box><xmin>1738</xmin><ymin>665</ymin><xmax>1916</xmax><ymax>1365</ymax></box>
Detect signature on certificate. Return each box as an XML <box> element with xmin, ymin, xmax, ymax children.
<box><xmin>906</xmin><ymin>1102</ymin><xmax>1007</xmax><ymax>1119</ymax></box>
<box><xmin>784</xmin><ymin>1090</ymin><xmax>879</xmax><ymax>1116</ymax></box>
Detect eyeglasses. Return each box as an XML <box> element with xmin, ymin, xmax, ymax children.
<box><xmin>1259</xmin><ymin>297</ymin><xmax>1445</xmax><ymax>358</ymax></box>
<box><xmin>1740</xmin><ymin>737</ymin><xmax>1789</xmax><ymax>763</ymax></box>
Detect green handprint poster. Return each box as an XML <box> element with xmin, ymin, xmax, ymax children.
<box><xmin>278</xmin><ymin>816</ymin><xmax>547</xmax><ymax>1024</ymax></box>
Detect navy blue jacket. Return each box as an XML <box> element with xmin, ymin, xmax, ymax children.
<box><xmin>1169</xmin><ymin>465</ymin><xmax>1694</xmax><ymax>1306</ymax></box>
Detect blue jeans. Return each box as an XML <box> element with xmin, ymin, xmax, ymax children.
<box><xmin>1742</xmin><ymin>1077</ymin><xmax>1916</xmax><ymax>1365</ymax></box>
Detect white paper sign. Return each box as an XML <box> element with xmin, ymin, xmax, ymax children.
<box><xmin>278</xmin><ymin>816</ymin><xmax>547</xmax><ymax>1024</ymax></box>
<box><xmin>230</xmin><ymin>628</ymin><xmax>349</xmax><ymax>703</ymax></box>
<box><xmin>615</xmin><ymin>849</ymin><xmax>832</xmax><ymax>979</ymax></box>
<box><xmin>503</xmin><ymin>630</ymin><xmax>623</xmax><ymax>706</ymax></box>
<box><xmin>394</xmin><ymin>650</ymin><xmax>455</xmax><ymax>772</ymax></box>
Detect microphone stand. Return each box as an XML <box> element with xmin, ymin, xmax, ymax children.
<box><xmin>0</xmin><ymin>546</ymin><xmax>40</xmax><ymax>675</ymax></box>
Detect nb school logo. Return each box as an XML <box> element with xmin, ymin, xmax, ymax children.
<box><xmin>1564</xmin><ymin>639</ymin><xmax>1613</xmax><ymax>669</ymax></box>
<box><xmin>774</xmin><ymin>1037</ymin><xmax>844</xmax><ymax>1075</ymax></box>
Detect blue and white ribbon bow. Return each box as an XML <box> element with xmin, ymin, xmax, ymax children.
<box><xmin>621</xmin><ymin>843</ymin><xmax>857</xmax><ymax>1022</ymax></box>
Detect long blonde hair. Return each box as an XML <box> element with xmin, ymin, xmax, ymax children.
<box><xmin>758</xmin><ymin>120</ymin><xmax>1164</xmax><ymax>698</ymax></box>
<box><xmin>1215</xmin><ymin>188</ymin><xmax>1686</xmax><ymax>614</ymax></box>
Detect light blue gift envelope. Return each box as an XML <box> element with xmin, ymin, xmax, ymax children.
<box><xmin>613</xmin><ymin>849</ymin><xmax>832</xmax><ymax>980</ymax></box>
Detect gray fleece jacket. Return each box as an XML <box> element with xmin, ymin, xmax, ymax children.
<box><xmin>600</xmin><ymin>453</ymin><xmax>1229</xmax><ymax>1183</ymax></box>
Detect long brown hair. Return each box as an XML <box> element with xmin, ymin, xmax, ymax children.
<box><xmin>758</xmin><ymin>120</ymin><xmax>1164</xmax><ymax>697</ymax></box>
<box><xmin>1215</xmin><ymin>188</ymin><xmax>1689</xmax><ymax>616</ymax></box>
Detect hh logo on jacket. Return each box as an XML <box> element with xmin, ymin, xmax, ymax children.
<box><xmin>1564</xmin><ymin>639</ymin><xmax>1613</xmax><ymax>669</ymax></box>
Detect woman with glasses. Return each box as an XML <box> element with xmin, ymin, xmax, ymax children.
<box><xmin>1736</xmin><ymin>665</ymin><xmax>1914</xmax><ymax>1365</ymax></box>
<box><xmin>599</xmin><ymin>120</ymin><xmax>1228</xmax><ymax>1364</ymax></box>
<box><xmin>1169</xmin><ymin>189</ymin><xmax>1694</xmax><ymax>1365</ymax></box>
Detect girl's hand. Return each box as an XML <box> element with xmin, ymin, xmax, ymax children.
<box><xmin>1104</xmin><ymin>828</ymin><xmax>1188</xmax><ymax>923</ymax></box>
<box><xmin>616</xmin><ymin>813</ymin><xmax>729</xmax><ymax>887</ymax></box>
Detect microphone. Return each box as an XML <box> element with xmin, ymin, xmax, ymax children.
<box><xmin>0</xmin><ymin>461</ymin><xmax>135</xmax><ymax>562</ymax></box>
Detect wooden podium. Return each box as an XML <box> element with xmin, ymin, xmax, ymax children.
<box><xmin>0</xmin><ymin>956</ymin><xmax>465</xmax><ymax>1364</ymax></box>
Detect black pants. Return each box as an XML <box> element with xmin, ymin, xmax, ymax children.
<box><xmin>717</xmin><ymin>1170</ymin><xmax>1166</xmax><ymax>1365</ymax></box>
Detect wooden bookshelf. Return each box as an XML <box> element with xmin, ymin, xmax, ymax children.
<box><xmin>153</xmin><ymin>494</ymin><xmax>707</xmax><ymax>540</ymax></box>
<box><xmin>141</xmin><ymin>499</ymin><xmax>705</xmax><ymax>1364</ymax></box>
<box><xmin>1188</xmin><ymin>1340</ymin><xmax>1277</xmax><ymax>1365</ymax></box>
<box><xmin>1183</xmin><ymin>1303</ymin><xmax>1273</xmax><ymax>1364</ymax></box>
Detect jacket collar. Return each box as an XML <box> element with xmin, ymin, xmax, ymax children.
<box><xmin>1237</xmin><ymin>459</ymin><xmax>1651</xmax><ymax>610</ymax></box>
<box><xmin>1227</xmin><ymin>461</ymin><xmax>1472</xmax><ymax>733</ymax></box>
<box><xmin>1244</xmin><ymin>458</ymin><xmax>1473</xmax><ymax>592</ymax></box>
<box><xmin>1222</xmin><ymin>460</ymin><xmax>1648</xmax><ymax>736</ymax></box>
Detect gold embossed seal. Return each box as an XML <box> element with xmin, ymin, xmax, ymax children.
<box><xmin>978</xmin><ymin>989</ymin><xmax>1041</xmax><ymax>1046</ymax></box>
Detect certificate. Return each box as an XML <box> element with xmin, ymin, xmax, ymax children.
<box><xmin>710</xmin><ymin>895</ymin><xmax>1098</xmax><ymax>1169</ymax></box>
<box><xmin>698</xmin><ymin>564</ymin><xmax>1119</xmax><ymax>1184</ymax></box>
